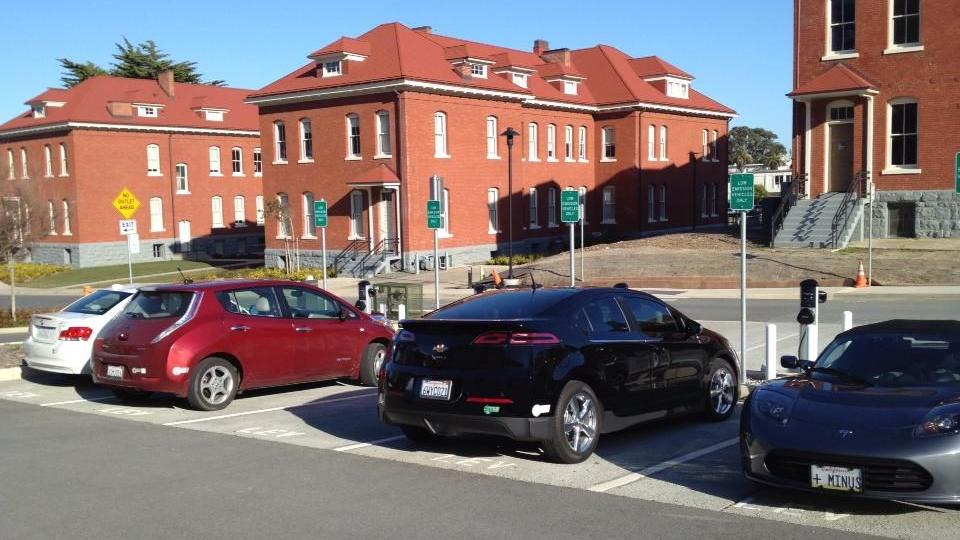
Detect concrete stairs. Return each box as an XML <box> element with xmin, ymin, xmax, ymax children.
<box><xmin>774</xmin><ymin>192</ymin><xmax>863</xmax><ymax>248</ymax></box>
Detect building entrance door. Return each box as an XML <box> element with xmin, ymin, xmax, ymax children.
<box><xmin>828</xmin><ymin>123</ymin><xmax>853</xmax><ymax>192</ymax></box>
<box><xmin>379</xmin><ymin>190</ymin><xmax>397</xmax><ymax>254</ymax></box>
<box><xmin>178</xmin><ymin>220</ymin><xmax>192</xmax><ymax>252</ymax></box>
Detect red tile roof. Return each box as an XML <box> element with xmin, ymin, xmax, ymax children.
<box><xmin>0</xmin><ymin>76</ymin><xmax>259</xmax><ymax>135</ymax></box>
<box><xmin>348</xmin><ymin>163</ymin><xmax>401</xmax><ymax>185</ymax></box>
<box><xmin>249</xmin><ymin>22</ymin><xmax>734</xmax><ymax>116</ymax></box>
<box><xmin>789</xmin><ymin>63</ymin><xmax>877</xmax><ymax>97</ymax></box>
<box><xmin>309</xmin><ymin>37</ymin><xmax>373</xmax><ymax>59</ymax></box>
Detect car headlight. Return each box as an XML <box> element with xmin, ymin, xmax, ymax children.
<box><xmin>754</xmin><ymin>391</ymin><xmax>794</xmax><ymax>425</ymax></box>
<box><xmin>915</xmin><ymin>404</ymin><xmax>960</xmax><ymax>438</ymax></box>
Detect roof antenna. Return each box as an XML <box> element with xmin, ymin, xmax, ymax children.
<box><xmin>177</xmin><ymin>266</ymin><xmax>194</xmax><ymax>285</ymax></box>
<box><xmin>529</xmin><ymin>271</ymin><xmax>541</xmax><ymax>290</ymax></box>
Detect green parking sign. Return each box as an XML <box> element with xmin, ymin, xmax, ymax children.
<box><xmin>560</xmin><ymin>189</ymin><xmax>580</xmax><ymax>223</ymax></box>
<box><xmin>313</xmin><ymin>199</ymin><xmax>328</xmax><ymax>228</ymax></box>
<box><xmin>426</xmin><ymin>199</ymin><xmax>441</xmax><ymax>229</ymax></box>
<box><xmin>730</xmin><ymin>173</ymin><xmax>755</xmax><ymax>211</ymax></box>
<box><xmin>955</xmin><ymin>152</ymin><xmax>959</xmax><ymax>194</ymax></box>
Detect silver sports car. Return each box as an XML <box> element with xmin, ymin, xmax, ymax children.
<box><xmin>741</xmin><ymin>320</ymin><xmax>960</xmax><ymax>503</ymax></box>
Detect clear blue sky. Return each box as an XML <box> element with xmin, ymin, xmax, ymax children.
<box><xmin>0</xmin><ymin>0</ymin><xmax>793</xmax><ymax>144</ymax></box>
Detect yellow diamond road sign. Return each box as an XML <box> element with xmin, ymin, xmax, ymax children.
<box><xmin>112</xmin><ymin>188</ymin><xmax>140</xmax><ymax>219</ymax></box>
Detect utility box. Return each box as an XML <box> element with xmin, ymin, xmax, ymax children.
<box><xmin>374</xmin><ymin>282</ymin><xmax>424</xmax><ymax>320</ymax></box>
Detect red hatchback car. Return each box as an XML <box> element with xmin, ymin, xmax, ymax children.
<box><xmin>92</xmin><ymin>279</ymin><xmax>394</xmax><ymax>410</ymax></box>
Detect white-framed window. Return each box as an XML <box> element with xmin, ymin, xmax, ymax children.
<box><xmin>137</xmin><ymin>105</ymin><xmax>158</xmax><ymax>118</ymax></box>
<box><xmin>19</xmin><ymin>148</ymin><xmax>28</xmax><ymax>179</ymax></box>
<box><xmin>469</xmin><ymin>63</ymin><xmax>487</xmax><ymax>78</ymax></box>
<box><xmin>209</xmin><ymin>146</ymin><xmax>222</xmax><ymax>175</ymax></box>
<box><xmin>274</xmin><ymin>121</ymin><xmax>287</xmax><ymax>162</ymax></box>
<box><xmin>528</xmin><ymin>188</ymin><xmax>539</xmax><ymax>228</ymax></box>
<box><xmin>276</xmin><ymin>193</ymin><xmax>290</xmax><ymax>238</ymax></box>
<box><xmin>150</xmin><ymin>197</ymin><xmax>164</xmax><ymax>232</ymax></box>
<box><xmin>527</xmin><ymin>122</ymin><xmax>539</xmax><ymax>161</ymax></box>
<box><xmin>666</xmin><ymin>80</ymin><xmax>689</xmax><ymax>99</ymax></box>
<box><xmin>578</xmin><ymin>186</ymin><xmax>587</xmax><ymax>224</ymax></box>
<box><xmin>578</xmin><ymin>126</ymin><xmax>587</xmax><ymax>161</ymax></box>
<box><xmin>175</xmin><ymin>163</ymin><xmax>189</xmax><ymax>193</ymax></box>
<box><xmin>43</xmin><ymin>145</ymin><xmax>52</xmax><ymax>177</ymax></box>
<box><xmin>602</xmin><ymin>126</ymin><xmax>615</xmax><ymax>160</ymax></box>
<box><xmin>323</xmin><ymin>60</ymin><xmax>342</xmax><ymax>77</ymax></box>
<box><xmin>231</xmin><ymin>147</ymin><xmax>243</xmax><ymax>175</ymax></box>
<box><xmin>888</xmin><ymin>98</ymin><xmax>918</xmax><ymax>168</ymax></box>
<box><xmin>546</xmin><ymin>124</ymin><xmax>557</xmax><ymax>161</ymax></box>
<box><xmin>647</xmin><ymin>125</ymin><xmax>656</xmax><ymax>161</ymax></box>
<box><xmin>659</xmin><ymin>185</ymin><xmax>668</xmax><ymax>221</ymax></box>
<box><xmin>346</xmin><ymin>114</ymin><xmax>361</xmax><ymax>158</ymax></box>
<box><xmin>203</xmin><ymin>110</ymin><xmax>224</xmax><ymax>122</ymax></box>
<box><xmin>711</xmin><ymin>183</ymin><xmax>719</xmax><ymax>217</ymax></box>
<box><xmin>211</xmin><ymin>196</ymin><xmax>224</xmax><ymax>228</ymax></box>
<box><xmin>255</xmin><ymin>195</ymin><xmax>265</xmax><ymax>225</ymax></box>
<box><xmin>563</xmin><ymin>80</ymin><xmax>578</xmax><ymax>95</ymax></box>
<box><xmin>146</xmin><ymin>144</ymin><xmax>160</xmax><ymax>175</ymax></box>
<box><xmin>299</xmin><ymin>118</ymin><xmax>313</xmax><ymax>161</ymax></box>
<box><xmin>434</xmin><ymin>112</ymin><xmax>449</xmax><ymax>157</ymax></box>
<box><xmin>6</xmin><ymin>149</ymin><xmax>14</xmax><ymax>180</ymax></box>
<box><xmin>58</xmin><ymin>143</ymin><xmax>67</xmax><ymax>176</ymax></box>
<box><xmin>47</xmin><ymin>201</ymin><xmax>56</xmax><ymax>235</ymax></box>
<box><xmin>350</xmin><ymin>190</ymin><xmax>365</xmax><ymax>238</ymax></box>
<box><xmin>376</xmin><ymin>111</ymin><xmax>391</xmax><ymax>157</ymax></box>
<box><xmin>32</xmin><ymin>105</ymin><xmax>45</xmax><ymax>119</ymax></box>
<box><xmin>487</xmin><ymin>187</ymin><xmax>499</xmax><ymax>233</ymax></box>
<box><xmin>234</xmin><ymin>195</ymin><xmax>245</xmax><ymax>224</ymax></box>
<box><xmin>891</xmin><ymin>0</ymin><xmax>920</xmax><ymax>47</ymax></box>
<box><xmin>547</xmin><ymin>187</ymin><xmax>557</xmax><ymax>227</ymax></box>
<box><xmin>302</xmin><ymin>192</ymin><xmax>316</xmax><ymax>237</ymax></box>
<box><xmin>511</xmin><ymin>73</ymin><xmax>528</xmax><ymax>88</ymax></box>
<box><xmin>564</xmin><ymin>125</ymin><xmax>574</xmax><ymax>161</ymax></box>
<box><xmin>486</xmin><ymin>116</ymin><xmax>499</xmax><ymax>158</ymax></box>
<box><xmin>253</xmin><ymin>148</ymin><xmax>262</xmax><ymax>176</ymax></box>
<box><xmin>648</xmin><ymin>185</ymin><xmax>657</xmax><ymax>222</ymax></box>
<box><xmin>830</xmin><ymin>104</ymin><xmax>855</xmax><ymax>121</ymax></box>
<box><xmin>710</xmin><ymin>130</ymin><xmax>719</xmax><ymax>162</ymax></box>
<box><xmin>829</xmin><ymin>0</ymin><xmax>856</xmax><ymax>53</ymax></box>
<box><xmin>659</xmin><ymin>125</ymin><xmax>668</xmax><ymax>161</ymax></box>
<box><xmin>602</xmin><ymin>186</ymin><xmax>616</xmax><ymax>224</ymax></box>
<box><xmin>702</xmin><ymin>130</ymin><xmax>709</xmax><ymax>161</ymax></box>
<box><xmin>701</xmin><ymin>185</ymin><xmax>709</xmax><ymax>218</ymax></box>
<box><xmin>61</xmin><ymin>199</ymin><xmax>71</xmax><ymax>235</ymax></box>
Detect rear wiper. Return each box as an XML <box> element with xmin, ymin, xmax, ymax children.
<box><xmin>808</xmin><ymin>367</ymin><xmax>873</xmax><ymax>386</ymax></box>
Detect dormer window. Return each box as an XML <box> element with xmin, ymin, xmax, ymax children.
<box><xmin>323</xmin><ymin>61</ymin><xmax>342</xmax><ymax>77</ymax></box>
<box><xmin>665</xmin><ymin>79</ymin><xmax>689</xmax><ymax>99</ymax></box>
<box><xmin>137</xmin><ymin>105</ymin><xmax>159</xmax><ymax>118</ymax></box>
<box><xmin>562</xmin><ymin>80</ymin><xmax>578</xmax><ymax>95</ymax></box>
<box><xmin>511</xmin><ymin>73</ymin><xmax>528</xmax><ymax>88</ymax></box>
<box><xmin>31</xmin><ymin>105</ymin><xmax>45</xmax><ymax>119</ymax></box>
<box><xmin>204</xmin><ymin>110</ymin><xmax>224</xmax><ymax>122</ymax></box>
<box><xmin>469</xmin><ymin>63</ymin><xmax>487</xmax><ymax>78</ymax></box>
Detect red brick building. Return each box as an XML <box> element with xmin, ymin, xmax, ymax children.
<box><xmin>248</xmin><ymin>23</ymin><xmax>735</xmax><ymax>274</ymax></box>
<box><xmin>0</xmin><ymin>73</ymin><xmax>263</xmax><ymax>266</ymax></box>
<box><xmin>789</xmin><ymin>0</ymin><xmax>960</xmax><ymax>240</ymax></box>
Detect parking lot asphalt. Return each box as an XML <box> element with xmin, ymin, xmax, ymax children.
<box><xmin>1</xmin><ymin>370</ymin><xmax>956</xmax><ymax>540</ymax></box>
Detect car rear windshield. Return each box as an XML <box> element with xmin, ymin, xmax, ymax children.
<box><xmin>62</xmin><ymin>290</ymin><xmax>132</xmax><ymax>316</ymax></box>
<box><xmin>123</xmin><ymin>291</ymin><xmax>194</xmax><ymax>320</ymax></box>
<box><xmin>818</xmin><ymin>332</ymin><xmax>960</xmax><ymax>387</ymax></box>
<box><xmin>430</xmin><ymin>289</ymin><xmax>574</xmax><ymax>320</ymax></box>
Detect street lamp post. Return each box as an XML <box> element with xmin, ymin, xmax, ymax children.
<box><xmin>501</xmin><ymin>127</ymin><xmax>519</xmax><ymax>278</ymax></box>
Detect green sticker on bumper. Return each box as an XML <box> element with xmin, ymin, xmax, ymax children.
<box><xmin>482</xmin><ymin>405</ymin><xmax>500</xmax><ymax>415</ymax></box>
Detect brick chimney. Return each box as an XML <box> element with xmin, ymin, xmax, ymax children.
<box><xmin>158</xmin><ymin>70</ymin><xmax>175</xmax><ymax>97</ymax></box>
<box><xmin>533</xmin><ymin>39</ymin><xmax>549</xmax><ymax>56</ymax></box>
<box><xmin>106</xmin><ymin>101</ymin><xmax>133</xmax><ymax>117</ymax></box>
<box><xmin>412</xmin><ymin>26</ymin><xmax>432</xmax><ymax>34</ymax></box>
<box><xmin>542</xmin><ymin>48</ymin><xmax>571</xmax><ymax>66</ymax></box>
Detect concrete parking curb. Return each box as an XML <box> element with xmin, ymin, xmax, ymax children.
<box><xmin>0</xmin><ymin>365</ymin><xmax>23</xmax><ymax>382</ymax></box>
<box><xmin>0</xmin><ymin>327</ymin><xmax>28</xmax><ymax>335</ymax></box>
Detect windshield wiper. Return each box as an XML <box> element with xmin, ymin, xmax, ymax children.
<box><xmin>809</xmin><ymin>367</ymin><xmax>873</xmax><ymax>386</ymax></box>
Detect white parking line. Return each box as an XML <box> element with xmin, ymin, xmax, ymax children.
<box><xmin>40</xmin><ymin>396</ymin><xmax>115</xmax><ymax>407</ymax></box>
<box><xmin>589</xmin><ymin>437</ymin><xmax>739</xmax><ymax>493</ymax></box>
<box><xmin>333</xmin><ymin>435</ymin><xmax>406</xmax><ymax>452</ymax></box>
<box><xmin>162</xmin><ymin>391</ymin><xmax>377</xmax><ymax>426</ymax></box>
<box><xmin>744</xmin><ymin>332</ymin><xmax>799</xmax><ymax>353</ymax></box>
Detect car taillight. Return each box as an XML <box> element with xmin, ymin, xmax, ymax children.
<box><xmin>395</xmin><ymin>330</ymin><xmax>416</xmax><ymax>343</ymax></box>
<box><xmin>471</xmin><ymin>331</ymin><xmax>560</xmax><ymax>345</ymax></box>
<box><xmin>59</xmin><ymin>327</ymin><xmax>93</xmax><ymax>341</ymax></box>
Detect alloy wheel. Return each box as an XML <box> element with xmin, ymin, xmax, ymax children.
<box><xmin>199</xmin><ymin>365</ymin><xmax>234</xmax><ymax>406</ymax></box>
<box><xmin>562</xmin><ymin>392</ymin><xmax>598</xmax><ymax>455</ymax></box>
<box><xmin>710</xmin><ymin>367</ymin><xmax>736</xmax><ymax>416</ymax></box>
<box><xmin>373</xmin><ymin>348</ymin><xmax>386</xmax><ymax>381</ymax></box>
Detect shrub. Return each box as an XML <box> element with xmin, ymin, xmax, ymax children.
<box><xmin>486</xmin><ymin>254</ymin><xmax>543</xmax><ymax>266</ymax></box>
<box><xmin>0</xmin><ymin>308</ymin><xmax>49</xmax><ymax>328</ymax></box>
<box><xmin>188</xmin><ymin>266</ymin><xmax>337</xmax><ymax>283</ymax></box>
<box><xmin>0</xmin><ymin>263</ymin><xmax>69</xmax><ymax>285</ymax></box>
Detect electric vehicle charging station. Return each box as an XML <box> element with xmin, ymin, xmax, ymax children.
<box><xmin>797</xmin><ymin>279</ymin><xmax>828</xmax><ymax>361</ymax></box>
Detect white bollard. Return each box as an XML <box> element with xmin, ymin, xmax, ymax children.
<box><xmin>379</xmin><ymin>303</ymin><xmax>386</xmax><ymax>315</ymax></box>
<box><xmin>397</xmin><ymin>303</ymin><xmax>406</xmax><ymax>321</ymax></box>
<box><xmin>842</xmin><ymin>311</ymin><xmax>853</xmax><ymax>331</ymax></box>
<box><xmin>765</xmin><ymin>323</ymin><xmax>778</xmax><ymax>381</ymax></box>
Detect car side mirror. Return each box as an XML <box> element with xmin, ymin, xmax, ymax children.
<box><xmin>686</xmin><ymin>320</ymin><xmax>703</xmax><ymax>336</ymax></box>
<box><xmin>780</xmin><ymin>355</ymin><xmax>800</xmax><ymax>369</ymax></box>
<box><xmin>337</xmin><ymin>305</ymin><xmax>347</xmax><ymax>322</ymax></box>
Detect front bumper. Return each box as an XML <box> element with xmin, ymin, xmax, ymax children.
<box><xmin>380</xmin><ymin>405</ymin><xmax>553</xmax><ymax>441</ymax></box>
<box><xmin>24</xmin><ymin>338</ymin><xmax>92</xmax><ymax>375</ymax></box>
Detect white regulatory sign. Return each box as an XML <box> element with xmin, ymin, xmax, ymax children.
<box><xmin>127</xmin><ymin>233</ymin><xmax>141</xmax><ymax>254</ymax></box>
<box><xmin>119</xmin><ymin>220</ymin><xmax>137</xmax><ymax>235</ymax></box>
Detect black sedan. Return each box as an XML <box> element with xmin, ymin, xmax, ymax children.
<box><xmin>742</xmin><ymin>320</ymin><xmax>960</xmax><ymax>503</ymax></box>
<box><xmin>378</xmin><ymin>286</ymin><xmax>740</xmax><ymax>463</ymax></box>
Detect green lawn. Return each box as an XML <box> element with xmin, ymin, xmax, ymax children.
<box><xmin>26</xmin><ymin>260</ymin><xmax>231</xmax><ymax>288</ymax></box>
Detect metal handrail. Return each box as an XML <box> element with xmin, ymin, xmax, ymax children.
<box><xmin>353</xmin><ymin>237</ymin><xmax>400</xmax><ymax>277</ymax></box>
<box><xmin>830</xmin><ymin>171</ymin><xmax>866</xmax><ymax>248</ymax></box>
<box><xmin>769</xmin><ymin>175</ymin><xmax>802</xmax><ymax>247</ymax></box>
<box><xmin>332</xmin><ymin>239</ymin><xmax>365</xmax><ymax>275</ymax></box>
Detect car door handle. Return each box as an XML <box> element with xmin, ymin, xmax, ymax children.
<box><xmin>230</xmin><ymin>325</ymin><xmax>251</xmax><ymax>332</ymax></box>
<box><xmin>295</xmin><ymin>327</ymin><xmax>313</xmax><ymax>333</ymax></box>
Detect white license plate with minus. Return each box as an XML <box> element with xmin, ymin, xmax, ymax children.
<box><xmin>811</xmin><ymin>464</ymin><xmax>863</xmax><ymax>493</ymax></box>
<box><xmin>420</xmin><ymin>379</ymin><xmax>452</xmax><ymax>400</ymax></box>
<box><xmin>106</xmin><ymin>365</ymin><xmax>124</xmax><ymax>379</ymax></box>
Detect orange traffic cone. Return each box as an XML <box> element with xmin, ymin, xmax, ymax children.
<box><xmin>853</xmin><ymin>261</ymin><xmax>867</xmax><ymax>288</ymax></box>
<box><xmin>82</xmin><ymin>285</ymin><xmax>93</xmax><ymax>295</ymax></box>
<box><xmin>492</xmin><ymin>268</ymin><xmax>503</xmax><ymax>288</ymax></box>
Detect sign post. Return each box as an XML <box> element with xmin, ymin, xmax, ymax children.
<box><xmin>955</xmin><ymin>152</ymin><xmax>960</xmax><ymax>194</ymax></box>
<box><xmin>561</xmin><ymin>189</ymin><xmax>580</xmax><ymax>287</ymax></box>
<box><xmin>427</xmin><ymin>199</ymin><xmax>442</xmax><ymax>309</ymax></box>
<box><xmin>314</xmin><ymin>199</ymin><xmax>328</xmax><ymax>290</ymax></box>
<box><xmin>729</xmin><ymin>173</ymin><xmax>755</xmax><ymax>386</ymax></box>
<box><xmin>113</xmin><ymin>188</ymin><xmax>141</xmax><ymax>285</ymax></box>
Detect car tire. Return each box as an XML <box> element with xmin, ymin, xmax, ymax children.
<box><xmin>186</xmin><ymin>357</ymin><xmax>239</xmax><ymax>411</ymax></box>
<box><xmin>703</xmin><ymin>358</ymin><xmax>738</xmax><ymax>422</ymax></box>
<box><xmin>360</xmin><ymin>343</ymin><xmax>387</xmax><ymax>387</ymax></box>
<box><xmin>541</xmin><ymin>380</ymin><xmax>602</xmax><ymax>464</ymax></box>
<box><xmin>400</xmin><ymin>424</ymin><xmax>442</xmax><ymax>445</ymax></box>
<box><xmin>110</xmin><ymin>387</ymin><xmax>152</xmax><ymax>401</ymax></box>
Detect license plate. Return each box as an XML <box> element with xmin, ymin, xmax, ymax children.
<box><xmin>420</xmin><ymin>379</ymin><xmax>452</xmax><ymax>400</ymax></box>
<box><xmin>106</xmin><ymin>365</ymin><xmax>124</xmax><ymax>379</ymax></box>
<box><xmin>34</xmin><ymin>326</ymin><xmax>55</xmax><ymax>340</ymax></box>
<box><xmin>811</xmin><ymin>465</ymin><xmax>863</xmax><ymax>493</ymax></box>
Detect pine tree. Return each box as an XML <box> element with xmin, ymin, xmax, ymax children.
<box><xmin>57</xmin><ymin>38</ymin><xmax>225</xmax><ymax>88</ymax></box>
<box><xmin>57</xmin><ymin>59</ymin><xmax>109</xmax><ymax>88</ymax></box>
